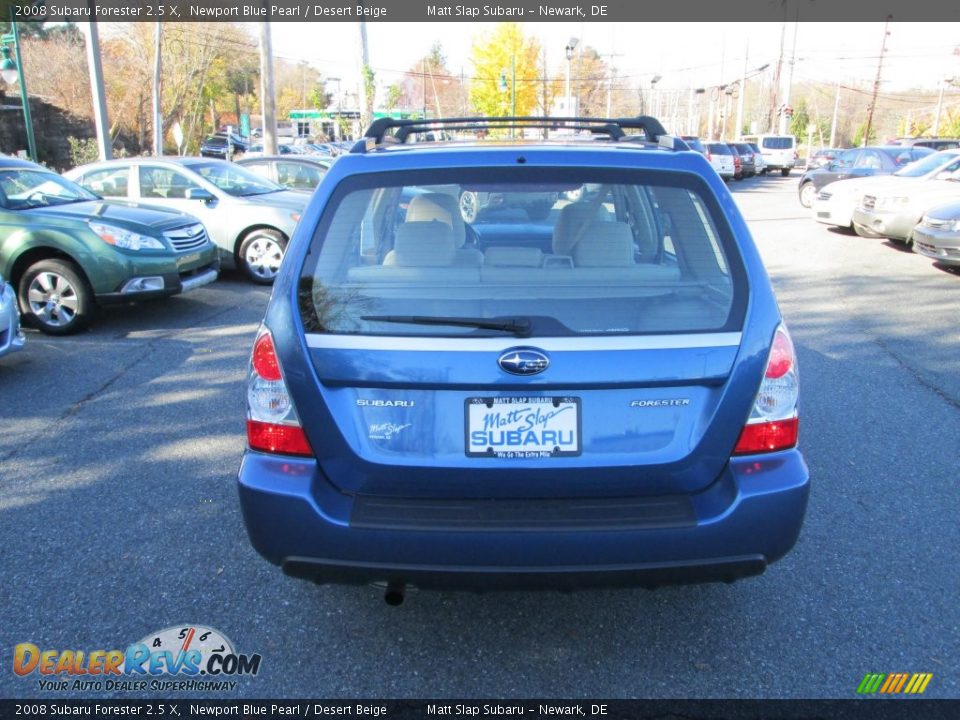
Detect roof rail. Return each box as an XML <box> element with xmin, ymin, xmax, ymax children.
<box><xmin>354</xmin><ymin>116</ymin><xmax>673</xmax><ymax>152</ymax></box>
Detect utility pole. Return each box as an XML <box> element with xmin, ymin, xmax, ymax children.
<box><xmin>829</xmin><ymin>81</ymin><xmax>841</xmax><ymax>147</ymax></box>
<box><xmin>258</xmin><ymin>20</ymin><xmax>278</xmax><ymax>155</ymax></box>
<box><xmin>735</xmin><ymin>41</ymin><xmax>748</xmax><ymax>140</ymax></box>
<box><xmin>778</xmin><ymin>13</ymin><xmax>800</xmax><ymax>135</ymax></box>
<box><xmin>770</xmin><ymin>10</ymin><xmax>787</xmax><ymax>133</ymax></box>
<box><xmin>863</xmin><ymin>16</ymin><xmax>892</xmax><ymax>148</ymax></box>
<box><xmin>152</xmin><ymin>22</ymin><xmax>162</xmax><ymax>156</ymax></box>
<box><xmin>82</xmin><ymin>22</ymin><xmax>112</xmax><ymax>161</ymax></box>
<box><xmin>933</xmin><ymin>79</ymin><xmax>948</xmax><ymax>136</ymax></box>
<box><xmin>358</xmin><ymin>19</ymin><xmax>372</xmax><ymax>131</ymax></box>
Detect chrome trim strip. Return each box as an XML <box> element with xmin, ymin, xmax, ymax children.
<box><xmin>305</xmin><ymin>332</ymin><xmax>742</xmax><ymax>352</ymax></box>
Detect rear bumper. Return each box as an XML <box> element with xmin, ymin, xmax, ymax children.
<box><xmin>237</xmin><ymin>450</ymin><xmax>810</xmax><ymax>590</ymax></box>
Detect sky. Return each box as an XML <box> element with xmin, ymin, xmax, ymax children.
<box><xmin>267</xmin><ymin>21</ymin><xmax>960</xmax><ymax>111</ymax></box>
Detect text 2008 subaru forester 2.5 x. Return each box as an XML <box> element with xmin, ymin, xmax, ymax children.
<box><xmin>237</xmin><ymin>117</ymin><xmax>809</xmax><ymax>604</ymax></box>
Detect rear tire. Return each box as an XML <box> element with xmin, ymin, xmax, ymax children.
<box><xmin>18</xmin><ymin>258</ymin><xmax>94</xmax><ymax>335</ymax></box>
<box><xmin>239</xmin><ymin>229</ymin><xmax>287</xmax><ymax>285</ymax></box>
<box><xmin>781</xmin><ymin>168</ymin><xmax>791</xmax><ymax>177</ymax></box>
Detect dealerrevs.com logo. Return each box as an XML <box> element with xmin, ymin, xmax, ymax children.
<box><xmin>13</xmin><ymin>625</ymin><xmax>262</xmax><ymax>692</ymax></box>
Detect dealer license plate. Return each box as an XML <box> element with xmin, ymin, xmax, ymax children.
<box><xmin>465</xmin><ymin>396</ymin><xmax>581</xmax><ymax>458</ymax></box>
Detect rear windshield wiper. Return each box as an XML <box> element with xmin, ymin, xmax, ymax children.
<box><xmin>361</xmin><ymin>315</ymin><xmax>531</xmax><ymax>337</ymax></box>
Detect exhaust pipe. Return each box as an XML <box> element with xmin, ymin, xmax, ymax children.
<box><xmin>384</xmin><ymin>581</ymin><xmax>406</xmax><ymax>606</ymax></box>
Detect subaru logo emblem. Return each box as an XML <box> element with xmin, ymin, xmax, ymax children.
<box><xmin>498</xmin><ymin>348</ymin><xmax>549</xmax><ymax>376</ymax></box>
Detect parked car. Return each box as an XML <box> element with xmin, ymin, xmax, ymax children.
<box><xmin>457</xmin><ymin>187</ymin><xmax>559</xmax><ymax>223</ymax></box>
<box><xmin>852</xmin><ymin>166</ymin><xmax>960</xmax><ymax>243</ymax></box>
<box><xmin>199</xmin><ymin>133</ymin><xmax>249</xmax><ymax>160</ymax></box>
<box><xmin>66</xmin><ymin>158</ymin><xmax>308</xmax><ymax>285</ymax></box>
<box><xmin>0</xmin><ymin>157</ymin><xmax>219</xmax><ymax>334</ymax></box>
<box><xmin>0</xmin><ymin>271</ymin><xmax>25</xmax><ymax>357</ymax></box>
<box><xmin>887</xmin><ymin>137</ymin><xmax>960</xmax><ymax>151</ymax></box>
<box><xmin>733</xmin><ymin>143</ymin><xmax>757</xmax><ymax>178</ymax></box>
<box><xmin>805</xmin><ymin>148</ymin><xmax>844</xmax><ymax>170</ymax></box>
<box><xmin>237</xmin><ymin>115</ymin><xmax>808</xmax><ymax>601</ymax></box>
<box><xmin>705</xmin><ymin>142</ymin><xmax>735</xmax><ymax>180</ymax></box>
<box><xmin>912</xmin><ymin>200</ymin><xmax>960</xmax><ymax>267</ymax></box>
<box><xmin>243</xmin><ymin>143</ymin><xmax>304</xmax><ymax>159</ymax></box>
<box><xmin>727</xmin><ymin>143</ymin><xmax>744</xmax><ymax>180</ymax></box>
<box><xmin>741</xmin><ymin>134</ymin><xmax>796</xmax><ymax>176</ymax></box>
<box><xmin>303</xmin><ymin>143</ymin><xmax>341</xmax><ymax>157</ymax></box>
<box><xmin>812</xmin><ymin>149</ymin><xmax>959</xmax><ymax>229</ymax></box>
<box><xmin>235</xmin><ymin>156</ymin><xmax>333</xmax><ymax>192</ymax></box>
<box><xmin>747</xmin><ymin>143</ymin><xmax>767</xmax><ymax>175</ymax></box>
<box><xmin>799</xmin><ymin>145</ymin><xmax>935</xmax><ymax>208</ymax></box>
<box><xmin>681</xmin><ymin>136</ymin><xmax>707</xmax><ymax>155</ymax></box>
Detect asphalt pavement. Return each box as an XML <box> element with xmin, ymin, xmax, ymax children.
<box><xmin>0</xmin><ymin>175</ymin><xmax>957</xmax><ymax>700</ymax></box>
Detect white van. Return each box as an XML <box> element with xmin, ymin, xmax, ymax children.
<box><xmin>741</xmin><ymin>135</ymin><xmax>797</xmax><ymax>176</ymax></box>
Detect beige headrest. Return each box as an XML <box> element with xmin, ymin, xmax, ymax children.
<box><xmin>385</xmin><ymin>221</ymin><xmax>456</xmax><ymax>266</ymax></box>
<box><xmin>406</xmin><ymin>193</ymin><xmax>467</xmax><ymax>248</ymax></box>
<box><xmin>573</xmin><ymin>222</ymin><xmax>635</xmax><ymax>267</ymax></box>
<box><xmin>552</xmin><ymin>202</ymin><xmax>611</xmax><ymax>255</ymax></box>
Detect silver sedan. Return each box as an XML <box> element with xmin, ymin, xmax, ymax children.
<box><xmin>65</xmin><ymin>158</ymin><xmax>308</xmax><ymax>284</ymax></box>
<box><xmin>913</xmin><ymin>200</ymin><xmax>960</xmax><ymax>267</ymax></box>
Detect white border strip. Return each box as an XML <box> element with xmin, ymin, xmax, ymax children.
<box><xmin>305</xmin><ymin>332</ymin><xmax>742</xmax><ymax>352</ymax></box>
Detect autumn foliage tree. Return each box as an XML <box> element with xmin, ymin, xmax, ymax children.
<box><xmin>470</xmin><ymin>23</ymin><xmax>543</xmax><ymax>118</ymax></box>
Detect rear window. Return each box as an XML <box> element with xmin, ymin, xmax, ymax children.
<box><xmin>707</xmin><ymin>144</ymin><xmax>731</xmax><ymax>155</ymax></box>
<box><xmin>761</xmin><ymin>137</ymin><xmax>795</xmax><ymax>150</ymax></box>
<box><xmin>297</xmin><ymin>168</ymin><xmax>746</xmax><ymax>338</ymax></box>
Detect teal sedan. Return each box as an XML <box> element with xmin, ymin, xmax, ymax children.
<box><xmin>0</xmin><ymin>157</ymin><xmax>219</xmax><ymax>335</ymax></box>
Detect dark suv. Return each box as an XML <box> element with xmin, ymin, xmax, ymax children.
<box><xmin>199</xmin><ymin>133</ymin><xmax>249</xmax><ymax>160</ymax></box>
<box><xmin>237</xmin><ymin>116</ymin><xmax>809</xmax><ymax>602</ymax></box>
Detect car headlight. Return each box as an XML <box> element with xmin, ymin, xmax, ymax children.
<box><xmin>89</xmin><ymin>222</ymin><xmax>165</xmax><ymax>251</ymax></box>
<box><xmin>874</xmin><ymin>196</ymin><xmax>910</xmax><ymax>211</ymax></box>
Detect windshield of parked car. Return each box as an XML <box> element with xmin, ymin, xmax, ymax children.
<box><xmin>0</xmin><ymin>169</ymin><xmax>98</xmax><ymax>210</ymax></box>
<box><xmin>189</xmin><ymin>162</ymin><xmax>283</xmax><ymax>196</ymax></box>
<box><xmin>893</xmin><ymin>152</ymin><xmax>960</xmax><ymax>178</ymax></box>
<box><xmin>298</xmin><ymin>169</ymin><xmax>745</xmax><ymax>338</ymax></box>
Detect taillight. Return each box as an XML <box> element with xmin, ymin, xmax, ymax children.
<box><xmin>246</xmin><ymin>328</ymin><xmax>313</xmax><ymax>457</ymax></box>
<box><xmin>734</xmin><ymin>324</ymin><xmax>799</xmax><ymax>455</ymax></box>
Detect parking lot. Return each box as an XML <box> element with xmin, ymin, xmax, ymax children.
<box><xmin>1</xmin><ymin>173</ymin><xmax>957</xmax><ymax>699</ymax></box>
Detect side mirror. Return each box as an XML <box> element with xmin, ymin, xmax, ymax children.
<box><xmin>186</xmin><ymin>188</ymin><xmax>215</xmax><ymax>202</ymax></box>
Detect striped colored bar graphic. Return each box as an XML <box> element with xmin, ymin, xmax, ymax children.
<box><xmin>857</xmin><ymin>673</ymin><xmax>933</xmax><ymax>694</ymax></box>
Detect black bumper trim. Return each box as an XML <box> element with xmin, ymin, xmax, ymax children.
<box><xmin>351</xmin><ymin>494</ymin><xmax>696</xmax><ymax>532</ymax></box>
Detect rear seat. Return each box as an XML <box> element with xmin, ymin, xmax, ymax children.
<box><xmin>347</xmin><ymin>212</ymin><xmax>680</xmax><ymax>287</ymax></box>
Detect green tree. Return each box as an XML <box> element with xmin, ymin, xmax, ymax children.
<box><xmin>852</xmin><ymin>120</ymin><xmax>877</xmax><ymax>147</ymax></box>
<box><xmin>469</xmin><ymin>23</ymin><xmax>542</xmax><ymax>118</ymax></box>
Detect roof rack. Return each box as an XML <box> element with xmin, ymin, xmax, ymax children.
<box><xmin>353</xmin><ymin>116</ymin><xmax>687</xmax><ymax>153</ymax></box>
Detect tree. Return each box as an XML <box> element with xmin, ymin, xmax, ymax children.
<box><xmin>470</xmin><ymin>23</ymin><xmax>542</xmax><ymax>119</ymax></box>
<box><xmin>390</xmin><ymin>44</ymin><xmax>464</xmax><ymax>118</ymax></box>
<box><xmin>570</xmin><ymin>46</ymin><xmax>614</xmax><ymax>117</ymax></box>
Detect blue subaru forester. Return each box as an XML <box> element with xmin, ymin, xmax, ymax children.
<box><xmin>238</xmin><ymin>117</ymin><xmax>809</xmax><ymax>604</ymax></box>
